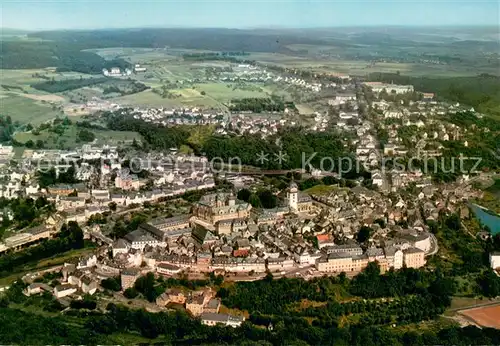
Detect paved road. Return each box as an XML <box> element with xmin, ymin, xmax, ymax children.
<box><xmin>426</xmin><ymin>233</ymin><xmax>439</xmax><ymax>257</ymax></box>
<box><xmin>448</xmin><ymin>299</ymin><xmax>500</xmax><ymax>313</ymax></box>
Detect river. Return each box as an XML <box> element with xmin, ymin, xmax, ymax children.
<box><xmin>470</xmin><ymin>204</ymin><xmax>500</xmax><ymax>235</ymax></box>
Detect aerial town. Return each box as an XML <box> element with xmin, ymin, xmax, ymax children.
<box><xmin>0</xmin><ymin>9</ymin><xmax>499</xmax><ymax>345</ymax></box>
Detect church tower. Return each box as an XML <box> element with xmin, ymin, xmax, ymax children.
<box><xmin>287</xmin><ymin>180</ymin><xmax>298</xmax><ymax>211</ymax></box>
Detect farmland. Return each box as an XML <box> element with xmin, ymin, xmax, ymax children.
<box><xmin>14</xmin><ymin>125</ymin><xmax>142</xmax><ymax>149</ymax></box>
<box><xmin>0</xmin><ymin>94</ymin><xmax>64</xmax><ymax>125</ymax></box>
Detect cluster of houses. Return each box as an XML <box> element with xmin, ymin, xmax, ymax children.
<box><xmin>23</xmin><ymin>257</ymin><xmax>100</xmax><ymax>304</ymax></box>
<box><xmin>102</xmin><ymin>67</ymin><xmax>132</xmax><ymax>77</ymax></box>
<box><xmin>128</xmin><ymin>107</ymin><xmax>225</xmax><ymax>126</ymax></box>
<box><xmin>0</xmin><ymin>145</ymin><xmax>217</xmax><ymax>251</ymax></box>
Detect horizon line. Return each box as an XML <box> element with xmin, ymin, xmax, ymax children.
<box><xmin>2</xmin><ymin>24</ymin><xmax>499</xmax><ymax>32</ymax></box>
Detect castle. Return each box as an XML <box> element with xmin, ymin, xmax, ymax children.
<box><xmin>192</xmin><ymin>192</ymin><xmax>252</xmax><ymax>224</ymax></box>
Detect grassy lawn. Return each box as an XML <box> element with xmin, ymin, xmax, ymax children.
<box><xmin>305</xmin><ymin>184</ymin><xmax>344</xmax><ymax>195</ymax></box>
<box><xmin>393</xmin><ymin>316</ymin><xmax>459</xmax><ymax>333</ymax></box>
<box><xmin>295</xmin><ymin>103</ymin><xmax>315</xmax><ymax>115</ymax></box>
<box><xmin>113</xmin><ymin>88</ymin><xmax>221</xmax><ymax>108</ymax></box>
<box><xmin>195</xmin><ymin>82</ymin><xmax>269</xmax><ymax>103</ymax></box>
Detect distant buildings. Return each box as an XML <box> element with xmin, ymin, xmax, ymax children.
<box><xmin>134</xmin><ymin>64</ymin><xmax>147</xmax><ymax>73</ymax></box>
<box><xmin>364</xmin><ymin>82</ymin><xmax>414</xmax><ymax>94</ymax></box>
<box><xmin>102</xmin><ymin>67</ymin><xmax>132</xmax><ymax>77</ymax></box>
<box><xmin>201</xmin><ymin>312</ymin><xmax>245</xmax><ymax>328</ymax></box>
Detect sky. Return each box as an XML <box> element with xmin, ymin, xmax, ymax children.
<box><xmin>1</xmin><ymin>0</ymin><xmax>499</xmax><ymax>31</ymax></box>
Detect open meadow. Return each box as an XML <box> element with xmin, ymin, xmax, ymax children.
<box><xmin>246</xmin><ymin>52</ymin><xmax>497</xmax><ymax>77</ymax></box>
<box><xmin>14</xmin><ymin>125</ymin><xmax>142</xmax><ymax>149</ymax></box>
<box><xmin>0</xmin><ymin>94</ymin><xmax>64</xmax><ymax>125</ymax></box>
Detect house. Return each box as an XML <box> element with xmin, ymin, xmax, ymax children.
<box><xmin>23</xmin><ymin>283</ymin><xmax>52</xmax><ymax>296</ymax></box>
<box><xmin>384</xmin><ymin>247</ymin><xmax>403</xmax><ymax>270</ymax></box>
<box><xmin>200</xmin><ymin>312</ymin><xmax>245</xmax><ymax>328</ymax></box>
<box><xmin>204</xmin><ymin>298</ymin><xmax>221</xmax><ymax>313</ymax></box>
<box><xmin>77</xmin><ymin>254</ymin><xmax>97</xmax><ymax>269</ymax></box>
<box><xmin>403</xmin><ymin>247</ymin><xmax>425</xmax><ymax>268</ymax></box>
<box><xmin>81</xmin><ymin>275</ymin><xmax>98</xmax><ymax>295</ymax></box>
<box><xmin>186</xmin><ymin>294</ymin><xmax>205</xmax><ymax>316</ymax></box>
<box><xmin>490</xmin><ymin>252</ymin><xmax>500</xmax><ymax>270</ymax></box>
<box><xmin>115</xmin><ymin>172</ymin><xmax>140</xmax><ymax>191</ymax></box>
<box><xmin>156</xmin><ymin>263</ymin><xmax>182</xmax><ymax>276</ymax></box>
<box><xmin>123</xmin><ymin>229</ymin><xmax>160</xmax><ymax>251</ymax></box>
<box><xmin>112</xmin><ymin>239</ymin><xmax>129</xmax><ymax>257</ymax></box>
<box><xmin>156</xmin><ymin>288</ymin><xmax>186</xmax><ymax>306</ymax></box>
<box><xmin>54</xmin><ymin>284</ymin><xmax>77</xmax><ymax>298</ymax></box>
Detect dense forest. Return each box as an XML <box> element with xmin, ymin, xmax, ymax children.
<box><xmin>0</xmin><ymin>41</ymin><xmax>130</xmax><ymax>73</ymax></box>
<box><xmin>27</xmin><ymin>29</ymin><xmax>327</xmax><ymax>53</ymax></box>
<box><xmin>31</xmin><ymin>77</ymin><xmax>108</xmax><ymax>93</ymax></box>
<box><xmin>103</xmin><ymin>109</ymin><xmax>352</xmax><ymax>171</ymax></box>
<box><xmin>367</xmin><ymin>73</ymin><xmax>500</xmax><ymax>117</ymax></box>
<box><xmin>1</xmin><ymin>275</ymin><xmax>499</xmax><ymax>345</ymax></box>
<box><xmin>183</xmin><ymin>52</ymin><xmax>253</xmax><ymax>63</ymax></box>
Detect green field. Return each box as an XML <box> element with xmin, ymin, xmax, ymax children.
<box><xmin>112</xmin><ymin>88</ymin><xmax>218</xmax><ymax>108</ymax></box>
<box><xmin>14</xmin><ymin>125</ymin><xmax>142</xmax><ymax>149</ymax></box>
<box><xmin>195</xmin><ymin>83</ymin><xmax>269</xmax><ymax>102</ymax></box>
<box><xmin>245</xmin><ymin>52</ymin><xmax>496</xmax><ymax>77</ymax></box>
<box><xmin>0</xmin><ymin>94</ymin><xmax>64</xmax><ymax>125</ymax></box>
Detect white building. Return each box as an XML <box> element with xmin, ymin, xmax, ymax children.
<box><xmin>53</xmin><ymin>284</ymin><xmax>77</xmax><ymax>298</ymax></box>
<box><xmin>490</xmin><ymin>252</ymin><xmax>500</xmax><ymax>270</ymax></box>
<box><xmin>287</xmin><ymin>181</ymin><xmax>298</xmax><ymax>211</ymax></box>
<box><xmin>200</xmin><ymin>313</ymin><xmax>245</xmax><ymax>328</ymax></box>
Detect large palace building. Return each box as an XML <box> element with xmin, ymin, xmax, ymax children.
<box><xmin>192</xmin><ymin>192</ymin><xmax>252</xmax><ymax>224</ymax></box>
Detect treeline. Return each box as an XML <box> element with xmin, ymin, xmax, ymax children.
<box><xmin>31</xmin><ymin>77</ymin><xmax>108</xmax><ymax>93</ymax></box>
<box><xmin>1</xmin><ymin>41</ymin><xmax>130</xmax><ymax>74</ymax></box>
<box><xmin>2</xmin><ymin>301</ymin><xmax>500</xmax><ymax>345</ymax></box>
<box><xmin>203</xmin><ymin>128</ymin><xmax>350</xmax><ymax>170</ymax></box>
<box><xmin>229</xmin><ymin>98</ymin><xmax>291</xmax><ymax>113</ymax></box>
<box><xmin>183</xmin><ymin>52</ymin><xmax>253</xmax><ymax>63</ymax></box>
<box><xmin>367</xmin><ymin>73</ymin><xmax>500</xmax><ymax>117</ymax></box>
<box><xmin>102</xmin><ymin>81</ymin><xmax>149</xmax><ymax>96</ymax></box>
<box><xmin>219</xmin><ymin>263</ymin><xmax>454</xmax><ymax>318</ymax></box>
<box><xmin>0</xmin><ymin>115</ymin><xmax>20</xmax><ymax>143</ymax></box>
<box><xmin>28</xmin><ymin>28</ymin><xmax>326</xmax><ymax>54</ymax></box>
<box><xmin>0</xmin><ymin>221</ymin><xmax>84</xmax><ymax>277</ymax></box>
<box><xmin>104</xmin><ymin>110</ymin><xmax>191</xmax><ymax>150</ymax></box>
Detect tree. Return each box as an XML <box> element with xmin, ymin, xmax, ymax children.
<box><xmin>101</xmin><ymin>277</ymin><xmax>121</xmax><ymax>292</ymax></box>
<box><xmin>123</xmin><ymin>287</ymin><xmax>138</xmax><ymax>299</ymax></box>
<box><xmin>477</xmin><ymin>269</ymin><xmax>500</xmax><ymax>297</ymax></box>
<box><xmin>237</xmin><ymin>188</ymin><xmax>251</xmax><ymax>202</ymax></box>
<box><xmin>25</xmin><ymin>140</ymin><xmax>35</xmax><ymax>148</ymax></box>
<box><xmin>356</xmin><ymin>226</ymin><xmax>374</xmax><ymax>243</ymax></box>
<box><xmin>108</xmin><ymin>202</ymin><xmax>117</xmax><ymax>212</ymax></box>
<box><xmin>248</xmin><ymin>193</ymin><xmax>262</xmax><ymax>208</ymax></box>
<box><xmin>257</xmin><ymin>189</ymin><xmax>277</xmax><ymax>209</ymax></box>
<box><xmin>77</xmin><ymin>129</ymin><xmax>95</xmax><ymax>143</ymax></box>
